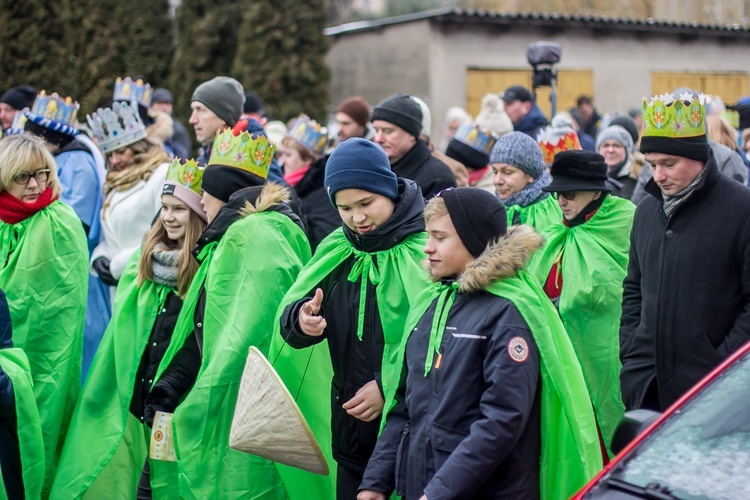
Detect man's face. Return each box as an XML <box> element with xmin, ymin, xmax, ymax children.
<box><xmin>0</xmin><ymin>103</ymin><xmax>17</xmax><ymax>130</ymax></box>
<box><xmin>578</xmin><ymin>103</ymin><xmax>594</xmax><ymax>122</ymax></box>
<box><xmin>189</xmin><ymin>101</ymin><xmax>227</xmax><ymax>146</ymax></box>
<box><xmin>373</xmin><ymin>120</ymin><xmax>416</xmax><ymax>163</ymax></box>
<box><xmin>335</xmin><ymin>112</ymin><xmax>366</xmax><ymax>142</ymax></box>
<box><xmin>645</xmin><ymin>153</ymin><xmax>705</xmax><ymax>196</ymax></box>
<box><xmin>504</xmin><ymin>100</ymin><xmax>531</xmax><ymax>124</ymax></box>
<box><xmin>151</xmin><ymin>101</ymin><xmax>173</xmax><ymax>115</ymax></box>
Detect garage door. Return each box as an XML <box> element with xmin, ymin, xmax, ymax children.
<box><xmin>651</xmin><ymin>71</ymin><xmax>749</xmax><ymax>104</ymax></box>
<box><xmin>466</xmin><ymin>68</ymin><xmax>594</xmax><ymax>119</ymax></box>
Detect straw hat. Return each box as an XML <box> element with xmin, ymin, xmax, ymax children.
<box><xmin>229</xmin><ymin>346</ymin><xmax>329</xmax><ymax>475</ymax></box>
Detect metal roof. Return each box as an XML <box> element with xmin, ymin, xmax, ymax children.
<box><xmin>325</xmin><ymin>7</ymin><xmax>750</xmax><ymax>38</ymax></box>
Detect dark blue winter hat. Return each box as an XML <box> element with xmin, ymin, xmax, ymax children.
<box><xmin>325</xmin><ymin>138</ymin><xmax>398</xmax><ymax>206</ymax></box>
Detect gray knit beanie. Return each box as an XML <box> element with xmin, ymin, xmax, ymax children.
<box><xmin>371</xmin><ymin>93</ymin><xmax>423</xmax><ymax>139</ymax></box>
<box><xmin>596</xmin><ymin>125</ymin><xmax>634</xmax><ymax>157</ymax></box>
<box><xmin>191</xmin><ymin>76</ymin><xmax>245</xmax><ymax>126</ymax></box>
<box><xmin>489</xmin><ymin>131</ymin><xmax>545</xmax><ymax>178</ymax></box>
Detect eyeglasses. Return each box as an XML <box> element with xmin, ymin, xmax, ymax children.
<box><xmin>556</xmin><ymin>192</ymin><xmax>578</xmax><ymax>201</ymax></box>
<box><xmin>13</xmin><ymin>169</ymin><xmax>51</xmax><ymax>185</ymax></box>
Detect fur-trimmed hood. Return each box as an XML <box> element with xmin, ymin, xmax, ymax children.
<box><xmin>458</xmin><ymin>225</ymin><xmax>543</xmax><ymax>293</ymax></box>
<box><xmin>194</xmin><ymin>181</ymin><xmax>303</xmax><ymax>256</ymax></box>
<box><xmin>146</xmin><ymin>109</ymin><xmax>174</xmax><ymax>145</ymax></box>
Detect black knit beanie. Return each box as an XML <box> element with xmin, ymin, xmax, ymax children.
<box><xmin>371</xmin><ymin>93</ymin><xmax>422</xmax><ymax>139</ymax></box>
<box><xmin>202</xmin><ymin>165</ymin><xmax>265</xmax><ymax>203</ymax></box>
<box><xmin>1</xmin><ymin>85</ymin><xmax>35</xmax><ymax>111</ymax></box>
<box><xmin>640</xmin><ymin>135</ymin><xmax>710</xmax><ymax>163</ymax></box>
<box><xmin>439</xmin><ymin>187</ymin><xmax>507</xmax><ymax>258</ymax></box>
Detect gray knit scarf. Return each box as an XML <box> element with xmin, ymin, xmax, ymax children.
<box><xmin>662</xmin><ymin>166</ymin><xmax>707</xmax><ymax>218</ymax></box>
<box><xmin>151</xmin><ymin>245</ymin><xmax>180</xmax><ymax>288</ymax></box>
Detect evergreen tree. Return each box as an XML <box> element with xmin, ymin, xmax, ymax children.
<box><xmin>168</xmin><ymin>0</ymin><xmax>244</xmax><ymax>126</ymax></box>
<box><xmin>0</xmin><ymin>0</ymin><xmax>70</xmax><ymax>99</ymax></box>
<box><xmin>233</xmin><ymin>0</ymin><xmax>330</xmax><ymax>123</ymax></box>
<box><xmin>119</xmin><ymin>0</ymin><xmax>175</xmax><ymax>89</ymax></box>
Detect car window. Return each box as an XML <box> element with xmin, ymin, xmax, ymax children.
<box><xmin>606</xmin><ymin>353</ymin><xmax>750</xmax><ymax>499</ymax></box>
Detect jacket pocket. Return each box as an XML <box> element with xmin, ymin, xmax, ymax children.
<box><xmin>394</xmin><ymin>424</ymin><xmax>410</xmax><ymax>496</ymax></box>
<box><xmin>430</xmin><ymin>421</ymin><xmax>469</xmax><ymax>471</ymax></box>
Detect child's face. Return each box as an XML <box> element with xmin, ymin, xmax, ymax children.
<box><xmin>424</xmin><ymin>214</ymin><xmax>474</xmax><ymax>279</ymax></box>
<box><xmin>335</xmin><ymin>188</ymin><xmax>395</xmax><ymax>235</ymax></box>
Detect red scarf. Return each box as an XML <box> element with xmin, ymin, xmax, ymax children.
<box><xmin>284</xmin><ymin>165</ymin><xmax>311</xmax><ymax>188</ymax></box>
<box><xmin>0</xmin><ymin>188</ymin><xmax>56</xmax><ymax>224</ymax></box>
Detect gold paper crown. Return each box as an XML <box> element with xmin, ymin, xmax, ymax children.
<box><xmin>722</xmin><ymin>109</ymin><xmax>740</xmax><ymax>129</ymax></box>
<box><xmin>30</xmin><ymin>90</ymin><xmax>78</xmax><ymax>124</ymax></box>
<box><xmin>166</xmin><ymin>159</ymin><xmax>204</xmax><ymax>196</ymax></box>
<box><xmin>642</xmin><ymin>92</ymin><xmax>706</xmax><ymax>139</ymax></box>
<box><xmin>207</xmin><ymin>129</ymin><xmax>276</xmax><ymax>179</ymax></box>
<box><xmin>287</xmin><ymin>115</ymin><xmax>328</xmax><ymax>156</ymax></box>
<box><xmin>113</xmin><ymin>76</ymin><xmax>152</xmax><ymax>107</ymax></box>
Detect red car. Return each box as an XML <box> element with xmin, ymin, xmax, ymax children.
<box><xmin>572</xmin><ymin>340</ymin><xmax>750</xmax><ymax>499</ymax></box>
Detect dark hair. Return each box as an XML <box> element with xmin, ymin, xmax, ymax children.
<box><xmin>577</xmin><ymin>95</ymin><xmax>593</xmax><ymax>107</ymax></box>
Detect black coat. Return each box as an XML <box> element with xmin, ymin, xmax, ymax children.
<box><xmin>130</xmin><ymin>291</ymin><xmax>183</xmax><ymax>422</ymax></box>
<box><xmin>294</xmin><ymin>155</ymin><xmax>340</xmax><ymax>251</ymax></box>
<box><xmin>280</xmin><ymin>178</ymin><xmax>425</xmax><ymax>470</ymax></box>
<box><xmin>620</xmin><ymin>152</ymin><xmax>750</xmax><ymax>410</ymax></box>
<box><xmin>360</xmin><ymin>227</ymin><xmax>543</xmax><ymax>500</ymax></box>
<box><xmin>391</xmin><ymin>141</ymin><xmax>456</xmax><ymax>199</ymax></box>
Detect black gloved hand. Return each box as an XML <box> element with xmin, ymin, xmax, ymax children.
<box><xmin>143</xmin><ymin>401</ymin><xmax>166</xmax><ymax>428</ymax></box>
<box><xmin>93</xmin><ymin>257</ymin><xmax>118</xmax><ymax>287</ymax></box>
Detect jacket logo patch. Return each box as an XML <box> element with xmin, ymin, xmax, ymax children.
<box><xmin>508</xmin><ymin>337</ymin><xmax>529</xmax><ymax>363</ymax></box>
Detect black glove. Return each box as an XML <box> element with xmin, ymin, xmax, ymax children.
<box><xmin>142</xmin><ymin>401</ymin><xmax>167</xmax><ymax>428</ymax></box>
<box><xmin>93</xmin><ymin>257</ymin><xmax>118</xmax><ymax>287</ymax></box>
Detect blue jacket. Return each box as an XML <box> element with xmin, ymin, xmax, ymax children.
<box><xmin>514</xmin><ymin>105</ymin><xmax>548</xmax><ymax>139</ymax></box>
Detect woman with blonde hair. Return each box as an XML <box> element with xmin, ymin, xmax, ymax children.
<box><xmin>88</xmin><ymin>100</ymin><xmax>170</xmax><ymax>290</ymax></box>
<box><xmin>52</xmin><ymin>158</ymin><xmax>208</xmax><ymax>499</ymax></box>
<box><xmin>0</xmin><ymin>134</ymin><xmax>88</xmax><ymax>495</ymax></box>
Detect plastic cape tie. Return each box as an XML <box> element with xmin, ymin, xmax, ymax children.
<box><xmin>424</xmin><ymin>281</ymin><xmax>459</xmax><ymax>376</ymax></box>
<box><xmin>347</xmin><ymin>249</ymin><xmax>381</xmax><ymax>341</ymax></box>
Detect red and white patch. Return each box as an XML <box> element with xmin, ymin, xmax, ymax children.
<box><xmin>508</xmin><ymin>337</ymin><xmax>529</xmax><ymax>363</ymax></box>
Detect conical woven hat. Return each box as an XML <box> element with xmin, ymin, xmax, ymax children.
<box><xmin>229</xmin><ymin>346</ymin><xmax>329</xmax><ymax>475</ymax></box>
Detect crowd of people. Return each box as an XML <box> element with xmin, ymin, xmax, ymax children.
<box><xmin>0</xmin><ymin>75</ymin><xmax>749</xmax><ymax>500</ymax></box>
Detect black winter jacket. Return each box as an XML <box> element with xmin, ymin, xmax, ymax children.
<box><xmin>130</xmin><ymin>291</ymin><xmax>183</xmax><ymax>421</ymax></box>
<box><xmin>620</xmin><ymin>152</ymin><xmax>750</xmax><ymax>411</ymax></box>
<box><xmin>391</xmin><ymin>141</ymin><xmax>456</xmax><ymax>199</ymax></box>
<box><xmin>280</xmin><ymin>178</ymin><xmax>425</xmax><ymax>470</ymax></box>
<box><xmin>0</xmin><ymin>289</ymin><xmax>23</xmax><ymax>499</ymax></box>
<box><xmin>360</xmin><ymin>227</ymin><xmax>543</xmax><ymax>500</ymax></box>
<box><xmin>294</xmin><ymin>155</ymin><xmax>340</xmax><ymax>251</ymax></box>
<box><xmin>145</xmin><ymin>184</ymin><xmax>306</xmax><ymax>423</ymax></box>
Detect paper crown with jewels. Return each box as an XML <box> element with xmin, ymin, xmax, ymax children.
<box><xmin>454</xmin><ymin>123</ymin><xmax>498</xmax><ymax>155</ymax></box>
<box><xmin>207</xmin><ymin>128</ymin><xmax>276</xmax><ymax>179</ymax></box>
<box><xmin>165</xmin><ymin>158</ymin><xmax>204</xmax><ymax>196</ymax></box>
<box><xmin>113</xmin><ymin>76</ymin><xmax>153</xmax><ymax>108</ymax></box>
<box><xmin>23</xmin><ymin>90</ymin><xmax>80</xmax><ymax>136</ymax></box>
<box><xmin>642</xmin><ymin>92</ymin><xmax>707</xmax><ymax>139</ymax></box>
<box><xmin>537</xmin><ymin>128</ymin><xmax>581</xmax><ymax>166</ymax></box>
<box><xmin>86</xmin><ymin>99</ymin><xmax>148</xmax><ymax>154</ymax></box>
<box><xmin>286</xmin><ymin>115</ymin><xmax>328</xmax><ymax>156</ymax></box>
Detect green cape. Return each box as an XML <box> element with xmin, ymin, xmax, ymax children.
<box><xmin>528</xmin><ymin>195</ymin><xmax>635</xmax><ymax>455</ymax></box>
<box><xmin>505</xmin><ymin>195</ymin><xmax>562</xmax><ymax>232</ymax></box>
<box><xmin>0</xmin><ymin>348</ymin><xmax>44</xmax><ymax>500</ymax></box>
<box><xmin>150</xmin><ymin>210</ymin><xmax>311</xmax><ymax>499</ymax></box>
<box><xmin>0</xmin><ymin>201</ymin><xmax>88</xmax><ymax>495</ymax></box>
<box><xmin>51</xmin><ymin>249</ymin><xmax>171</xmax><ymax>498</ymax></box>
<box><xmin>268</xmin><ymin>228</ymin><xmax>429</xmax><ymax>499</ymax></box>
<box><xmin>390</xmin><ymin>270</ymin><xmax>603</xmax><ymax>499</ymax></box>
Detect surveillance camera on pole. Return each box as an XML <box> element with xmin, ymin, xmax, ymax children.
<box><xmin>527</xmin><ymin>42</ymin><xmax>562</xmax><ymax>117</ymax></box>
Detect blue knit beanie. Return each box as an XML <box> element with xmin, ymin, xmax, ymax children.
<box><xmin>325</xmin><ymin>138</ymin><xmax>399</xmax><ymax>206</ymax></box>
<box><xmin>489</xmin><ymin>131</ymin><xmax>545</xmax><ymax>178</ymax></box>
